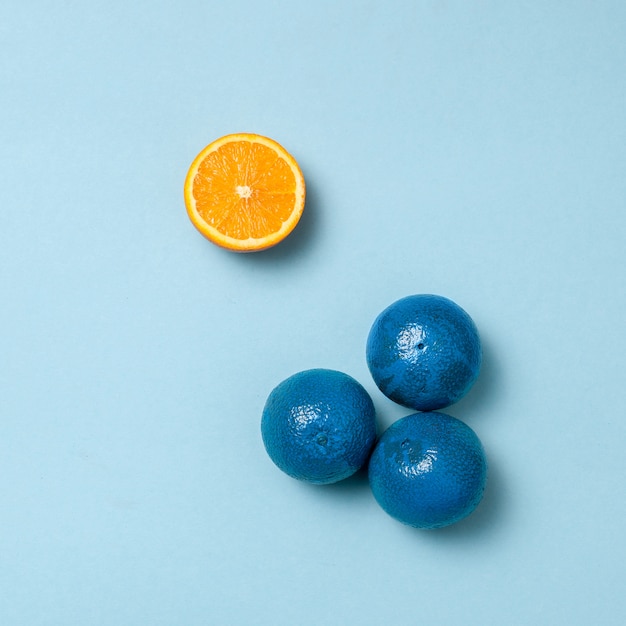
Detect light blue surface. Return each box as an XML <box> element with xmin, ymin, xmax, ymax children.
<box><xmin>1</xmin><ymin>1</ymin><xmax>625</xmax><ymax>624</ymax></box>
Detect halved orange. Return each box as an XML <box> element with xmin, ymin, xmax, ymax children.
<box><xmin>184</xmin><ymin>133</ymin><xmax>306</xmax><ymax>252</ymax></box>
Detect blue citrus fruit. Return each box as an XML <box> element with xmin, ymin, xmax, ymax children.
<box><xmin>261</xmin><ymin>369</ymin><xmax>377</xmax><ymax>484</ymax></box>
<box><xmin>368</xmin><ymin>412</ymin><xmax>487</xmax><ymax>529</ymax></box>
<box><xmin>366</xmin><ymin>294</ymin><xmax>481</xmax><ymax>411</ymax></box>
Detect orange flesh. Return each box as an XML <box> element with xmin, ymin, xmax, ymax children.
<box><xmin>192</xmin><ymin>141</ymin><xmax>298</xmax><ymax>240</ymax></box>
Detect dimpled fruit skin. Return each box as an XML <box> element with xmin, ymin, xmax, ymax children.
<box><xmin>366</xmin><ymin>294</ymin><xmax>481</xmax><ymax>411</ymax></box>
<box><xmin>261</xmin><ymin>369</ymin><xmax>377</xmax><ymax>485</ymax></box>
<box><xmin>368</xmin><ymin>412</ymin><xmax>487</xmax><ymax>529</ymax></box>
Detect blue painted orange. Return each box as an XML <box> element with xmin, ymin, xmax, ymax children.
<box><xmin>366</xmin><ymin>294</ymin><xmax>481</xmax><ymax>411</ymax></box>
<box><xmin>368</xmin><ymin>412</ymin><xmax>487</xmax><ymax>529</ymax></box>
<box><xmin>261</xmin><ymin>369</ymin><xmax>377</xmax><ymax>485</ymax></box>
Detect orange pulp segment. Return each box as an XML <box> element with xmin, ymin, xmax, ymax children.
<box><xmin>184</xmin><ymin>133</ymin><xmax>306</xmax><ymax>252</ymax></box>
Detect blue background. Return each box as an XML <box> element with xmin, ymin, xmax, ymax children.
<box><xmin>1</xmin><ymin>2</ymin><xmax>625</xmax><ymax>624</ymax></box>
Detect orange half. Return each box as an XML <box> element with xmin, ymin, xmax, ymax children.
<box><xmin>184</xmin><ymin>133</ymin><xmax>306</xmax><ymax>252</ymax></box>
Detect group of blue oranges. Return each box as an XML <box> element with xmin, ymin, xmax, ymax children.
<box><xmin>261</xmin><ymin>294</ymin><xmax>488</xmax><ymax>529</ymax></box>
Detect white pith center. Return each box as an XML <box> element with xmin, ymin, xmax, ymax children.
<box><xmin>235</xmin><ymin>185</ymin><xmax>252</xmax><ymax>199</ymax></box>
